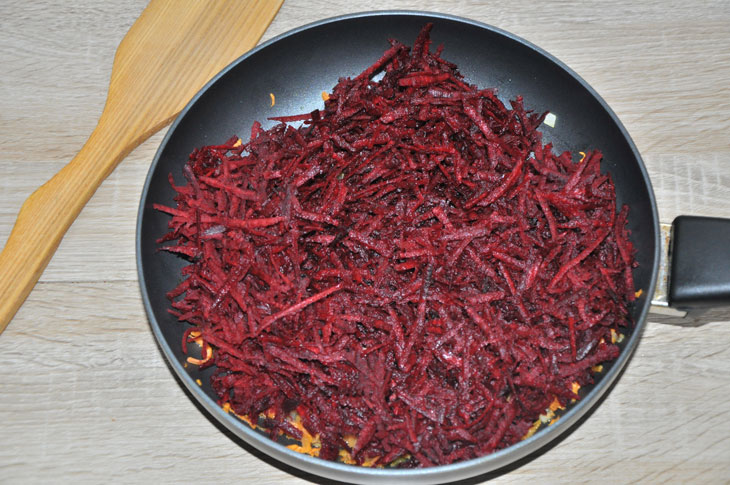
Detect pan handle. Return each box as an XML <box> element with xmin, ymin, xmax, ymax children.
<box><xmin>652</xmin><ymin>216</ymin><xmax>730</xmax><ymax>316</ymax></box>
<box><xmin>669</xmin><ymin>216</ymin><xmax>730</xmax><ymax>308</ymax></box>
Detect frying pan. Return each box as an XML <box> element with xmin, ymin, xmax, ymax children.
<box><xmin>136</xmin><ymin>11</ymin><xmax>725</xmax><ymax>484</ymax></box>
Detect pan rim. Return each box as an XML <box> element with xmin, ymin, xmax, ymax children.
<box><xmin>136</xmin><ymin>9</ymin><xmax>660</xmax><ymax>483</ymax></box>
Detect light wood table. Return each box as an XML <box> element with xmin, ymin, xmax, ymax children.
<box><xmin>2</xmin><ymin>1</ymin><xmax>729</xmax><ymax>483</ymax></box>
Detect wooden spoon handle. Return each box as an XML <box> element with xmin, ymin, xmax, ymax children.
<box><xmin>0</xmin><ymin>116</ymin><xmax>130</xmax><ymax>333</ymax></box>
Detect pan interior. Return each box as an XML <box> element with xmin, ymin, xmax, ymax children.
<box><xmin>137</xmin><ymin>12</ymin><xmax>658</xmax><ymax>483</ymax></box>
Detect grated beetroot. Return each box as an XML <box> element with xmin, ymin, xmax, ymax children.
<box><xmin>156</xmin><ymin>24</ymin><xmax>636</xmax><ymax>467</ymax></box>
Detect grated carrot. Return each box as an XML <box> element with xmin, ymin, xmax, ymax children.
<box><xmin>186</xmin><ymin>344</ymin><xmax>212</xmax><ymax>365</ymax></box>
<box><xmin>549</xmin><ymin>397</ymin><xmax>565</xmax><ymax>412</ymax></box>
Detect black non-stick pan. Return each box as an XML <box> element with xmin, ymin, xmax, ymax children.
<box><xmin>136</xmin><ymin>11</ymin><xmax>729</xmax><ymax>485</ymax></box>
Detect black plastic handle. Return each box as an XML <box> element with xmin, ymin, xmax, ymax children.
<box><xmin>668</xmin><ymin>215</ymin><xmax>730</xmax><ymax>309</ymax></box>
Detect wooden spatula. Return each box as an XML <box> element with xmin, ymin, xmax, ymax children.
<box><xmin>0</xmin><ymin>0</ymin><xmax>283</xmax><ymax>333</ymax></box>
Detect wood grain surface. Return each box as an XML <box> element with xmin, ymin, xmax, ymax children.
<box><xmin>1</xmin><ymin>1</ymin><xmax>729</xmax><ymax>483</ymax></box>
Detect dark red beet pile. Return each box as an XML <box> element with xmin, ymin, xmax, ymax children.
<box><xmin>156</xmin><ymin>24</ymin><xmax>636</xmax><ymax>467</ymax></box>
